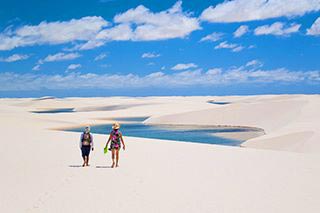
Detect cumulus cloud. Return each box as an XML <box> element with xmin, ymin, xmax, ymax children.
<box><xmin>41</xmin><ymin>52</ymin><xmax>81</xmax><ymax>63</ymax></box>
<box><xmin>200</xmin><ymin>0</ymin><xmax>320</xmax><ymax>23</ymax></box>
<box><xmin>0</xmin><ymin>2</ymin><xmax>200</xmax><ymax>51</ymax></box>
<box><xmin>66</xmin><ymin>64</ymin><xmax>81</xmax><ymax>71</ymax></box>
<box><xmin>171</xmin><ymin>63</ymin><xmax>198</xmax><ymax>70</ymax></box>
<box><xmin>32</xmin><ymin>64</ymin><xmax>41</xmax><ymax>71</ymax></box>
<box><xmin>114</xmin><ymin>1</ymin><xmax>200</xmax><ymax>40</ymax></box>
<box><xmin>94</xmin><ymin>53</ymin><xmax>108</xmax><ymax>61</ymax></box>
<box><xmin>1</xmin><ymin>67</ymin><xmax>319</xmax><ymax>91</ymax></box>
<box><xmin>254</xmin><ymin>22</ymin><xmax>301</xmax><ymax>36</ymax></box>
<box><xmin>0</xmin><ymin>16</ymin><xmax>108</xmax><ymax>51</ymax></box>
<box><xmin>246</xmin><ymin>60</ymin><xmax>263</xmax><ymax>68</ymax></box>
<box><xmin>142</xmin><ymin>52</ymin><xmax>161</xmax><ymax>58</ymax></box>
<box><xmin>0</xmin><ymin>54</ymin><xmax>30</xmax><ymax>62</ymax></box>
<box><xmin>214</xmin><ymin>41</ymin><xmax>244</xmax><ymax>52</ymax></box>
<box><xmin>32</xmin><ymin>52</ymin><xmax>81</xmax><ymax>71</ymax></box>
<box><xmin>199</xmin><ymin>32</ymin><xmax>224</xmax><ymax>42</ymax></box>
<box><xmin>232</xmin><ymin>46</ymin><xmax>245</xmax><ymax>52</ymax></box>
<box><xmin>79</xmin><ymin>1</ymin><xmax>200</xmax><ymax>49</ymax></box>
<box><xmin>80</xmin><ymin>24</ymin><xmax>133</xmax><ymax>50</ymax></box>
<box><xmin>215</xmin><ymin>41</ymin><xmax>237</xmax><ymax>49</ymax></box>
<box><xmin>307</xmin><ymin>17</ymin><xmax>320</xmax><ymax>36</ymax></box>
<box><xmin>234</xmin><ymin>25</ymin><xmax>249</xmax><ymax>38</ymax></box>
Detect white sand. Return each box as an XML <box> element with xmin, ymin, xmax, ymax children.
<box><xmin>211</xmin><ymin>130</ymin><xmax>265</xmax><ymax>141</ymax></box>
<box><xmin>1</xmin><ymin>95</ymin><xmax>320</xmax><ymax>212</ymax></box>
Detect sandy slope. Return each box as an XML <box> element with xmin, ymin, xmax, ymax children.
<box><xmin>1</xmin><ymin>95</ymin><xmax>320</xmax><ymax>212</ymax></box>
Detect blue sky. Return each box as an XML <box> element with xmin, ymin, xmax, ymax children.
<box><xmin>0</xmin><ymin>0</ymin><xmax>319</xmax><ymax>97</ymax></box>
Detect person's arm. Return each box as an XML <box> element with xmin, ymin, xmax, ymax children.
<box><xmin>120</xmin><ymin>133</ymin><xmax>125</xmax><ymax>150</ymax></box>
<box><xmin>105</xmin><ymin>134</ymin><xmax>112</xmax><ymax>148</ymax></box>
<box><xmin>90</xmin><ymin>133</ymin><xmax>94</xmax><ymax>151</ymax></box>
<box><xmin>79</xmin><ymin>133</ymin><xmax>83</xmax><ymax>149</ymax></box>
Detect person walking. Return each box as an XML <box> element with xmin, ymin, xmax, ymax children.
<box><xmin>105</xmin><ymin>122</ymin><xmax>125</xmax><ymax>168</ymax></box>
<box><xmin>80</xmin><ymin>126</ymin><xmax>94</xmax><ymax>167</ymax></box>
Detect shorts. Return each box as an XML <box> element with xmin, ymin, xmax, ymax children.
<box><xmin>81</xmin><ymin>145</ymin><xmax>91</xmax><ymax>157</ymax></box>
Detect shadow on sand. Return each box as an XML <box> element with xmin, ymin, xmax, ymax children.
<box><xmin>68</xmin><ymin>165</ymin><xmax>83</xmax><ymax>168</ymax></box>
<box><xmin>68</xmin><ymin>165</ymin><xmax>112</xmax><ymax>168</ymax></box>
<box><xmin>96</xmin><ymin>165</ymin><xmax>112</xmax><ymax>169</ymax></box>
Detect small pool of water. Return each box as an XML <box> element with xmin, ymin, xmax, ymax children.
<box><xmin>32</xmin><ymin>108</ymin><xmax>75</xmax><ymax>113</ymax></box>
<box><xmin>207</xmin><ymin>101</ymin><xmax>230</xmax><ymax>105</ymax></box>
<box><xmin>66</xmin><ymin>123</ymin><xmax>258</xmax><ymax>146</ymax></box>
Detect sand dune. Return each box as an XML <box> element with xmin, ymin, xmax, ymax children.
<box><xmin>1</xmin><ymin>95</ymin><xmax>320</xmax><ymax>212</ymax></box>
<box><xmin>145</xmin><ymin>95</ymin><xmax>320</xmax><ymax>153</ymax></box>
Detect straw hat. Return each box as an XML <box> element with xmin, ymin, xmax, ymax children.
<box><xmin>112</xmin><ymin>122</ymin><xmax>120</xmax><ymax>130</ymax></box>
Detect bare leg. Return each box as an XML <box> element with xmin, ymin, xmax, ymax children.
<box><xmin>82</xmin><ymin>157</ymin><xmax>85</xmax><ymax>167</ymax></box>
<box><xmin>115</xmin><ymin>149</ymin><xmax>119</xmax><ymax>167</ymax></box>
<box><xmin>86</xmin><ymin>156</ymin><xmax>90</xmax><ymax>166</ymax></box>
<box><xmin>111</xmin><ymin>149</ymin><xmax>115</xmax><ymax>168</ymax></box>
<box><xmin>84</xmin><ymin>156</ymin><xmax>88</xmax><ymax>166</ymax></box>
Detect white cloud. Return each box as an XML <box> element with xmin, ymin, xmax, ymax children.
<box><xmin>234</xmin><ymin>25</ymin><xmax>249</xmax><ymax>38</ymax></box>
<box><xmin>214</xmin><ymin>41</ymin><xmax>238</xmax><ymax>49</ymax></box>
<box><xmin>171</xmin><ymin>63</ymin><xmax>198</xmax><ymax>70</ymax></box>
<box><xmin>199</xmin><ymin>32</ymin><xmax>224</xmax><ymax>42</ymax></box>
<box><xmin>254</xmin><ymin>22</ymin><xmax>301</xmax><ymax>36</ymax></box>
<box><xmin>231</xmin><ymin>46</ymin><xmax>245</xmax><ymax>52</ymax></box>
<box><xmin>246</xmin><ymin>60</ymin><xmax>263</xmax><ymax>68</ymax></box>
<box><xmin>0</xmin><ymin>16</ymin><xmax>108</xmax><ymax>51</ymax></box>
<box><xmin>200</xmin><ymin>0</ymin><xmax>320</xmax><ymax>23</ymax></box>
<box><xmin>307</xmin><ymin>17</ymin><xmax>320</xmax><ymax>36</ymax></box>
<box><xmin>214</xmin><ymin>41</ymin><xmax>244</xmax><ymax>52</ymax></box>
<box><xmin>32</xmin><ymin>64</ymin><xmax>41</xmax><ymax>71</ymax></box>
<box><xmin>1</xmin><ymin>67</ymin><xmax>319</xmax><ymax>91</ymax></box>
<box><xmin>94</xmin><ymin>53</ymin><xmax>108</xmax><ymax>61</ymax></box>
<box><xmin>114</xmin><ymin>1</ymin><xmax>200</xmax><ymax>40</ymax></box>
<box><xmin>0</xmin><ymin>2</ymin><xmax>200</xmax><ymax>51</ymax></box>
<box><xmin>32</xmin><ymin>52</ymin><xmax>81</xmax><ymax>70</ymax></box>
<box><xmin>66</xmin><ymin>64</ymin><xmax>81</xmax><ymax>71</ymax></box>
<box><xmin>215</xmin><ymin>41</ymin><xmax>237</xmax><ymax>49</ymax></box>
<box><xmin>0</xmin><ymin>54</ymin><xmax>29</xmax><ymax>62</ymax></box>
<box><xmin>41</xmin><ymin>52</ymin><xmax>81</xmax><ymax>63</ymax></box>
<box><xmin>80</xmin><ymin>24</ymin><xmax>133</xmax><ymax>49</ymax></box>
<box><xmin>142</xmin><ymin>52</ymin><xmax>161</xmax><ymax>58</ymax></box>
<box><xmin>79</xmin><ymin>1</ymin><xmax>201</xmax><ymax>49</ymax></box>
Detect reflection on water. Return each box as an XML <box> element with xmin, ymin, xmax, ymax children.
<box><xmin>66</xmin><ymin>123</ymin><xmax>260</xmax><ymax>146</ymax></box>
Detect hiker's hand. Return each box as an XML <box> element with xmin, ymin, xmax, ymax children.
<box><xmin>92</xmin><ymin>147</ymin><xmax>94</xmax><ymax>151</ymax></box>
<box><xmin>123</xmin><ymin>145</ymin><xmax>126</xmax><ymax>150</ymax></box>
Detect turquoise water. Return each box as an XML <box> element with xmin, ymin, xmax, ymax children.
<box><xmin>66</xmin><ymin>123</ymin><xmax>256</xmax><ymax>146</ymax></box>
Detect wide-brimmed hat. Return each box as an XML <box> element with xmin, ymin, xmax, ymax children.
<box><xmin>112</xmin><ymin>122</ymin><xmax>120</xmax><ymax>129</ymax></box>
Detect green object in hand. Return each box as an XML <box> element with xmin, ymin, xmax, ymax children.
<box><xmin>104</xmin><ymin>146</ymin><xmax>108</xmax><ymax>154</ymax></box>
